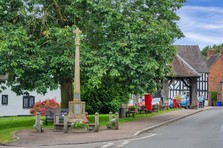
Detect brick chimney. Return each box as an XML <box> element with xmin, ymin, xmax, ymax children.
<box><xmin>207</xmin><ymin>48</ymin><xmax>214</xmax><ymax>58</ymax></box>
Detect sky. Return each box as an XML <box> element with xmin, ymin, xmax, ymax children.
<box><xmin>174</xmin><ymin>0</ymin><xmax>223</xmax><ymax>50</ymax></box>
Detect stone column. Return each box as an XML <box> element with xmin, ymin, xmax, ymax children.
<box><xmin>73</xmin><ymin>28</ymin><xmax>81</xmax><ymax>100</ymax></box>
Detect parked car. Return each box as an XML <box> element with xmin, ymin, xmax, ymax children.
<box><xmin>152</xmin><ymin>97</ymin><xmax>161</xmax><ymax>105</ymax></box>
<box><xmin>181</xmin><ymin>96</ymin><xmax>190</xmax><ymax>109</ymax></box>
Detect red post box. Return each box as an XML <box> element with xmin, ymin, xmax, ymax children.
<box><xmin>144</xmin><ymin>93</ymin><xmax>152</xmax><ymax>112</ymax></box>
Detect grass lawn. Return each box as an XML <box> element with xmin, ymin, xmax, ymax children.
<box><xmin>0</xmin><ymin>108</ymin><xmax>179</xmax><ymax>144</ymax></box>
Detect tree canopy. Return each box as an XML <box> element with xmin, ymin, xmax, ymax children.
<box><xmin>201</xmin><ymin>44</ymin><xmax>223</xmax><ymax>56</ymax></box>
<box><xmin>0</xmin><ymin>0</ymin><xmax>185</xmax><ymax>112</ymax></box>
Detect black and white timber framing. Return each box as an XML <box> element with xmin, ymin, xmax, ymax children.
<box><xmin>169</xmin><ymin>73</ymin><xmax>208</xmax><ymax>100</ymax></box>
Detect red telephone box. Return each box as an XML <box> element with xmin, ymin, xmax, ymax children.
<box><xmin>144</xmin><ymin>93</ymin><xmax>152</xmax><ymax>112</ymax></box>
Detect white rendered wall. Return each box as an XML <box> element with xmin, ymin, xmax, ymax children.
<box><xmin>0</xmin><ymin>87</ymin><xmax>61</xmax><ymax>117</ymax></box>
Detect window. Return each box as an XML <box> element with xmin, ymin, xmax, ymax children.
<box><xmin>2</xmin><ymin>95</ymin><xmax>8</xmax><ymax>105</ymax></box>
<box><xmin>23</xmin><ymin>96</ymin><xmax>35</xmax><ymax>108</ymax></box>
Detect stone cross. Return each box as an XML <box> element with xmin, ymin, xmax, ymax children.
<box><xmin>67</xmin><ymin>28</ymin><xmax>88</xmax><ymax>125</ymax></box>
<box><xmin>73</xmin><ymin>28</ymin><xmax>81</xmax><ymax>100</ymax></box>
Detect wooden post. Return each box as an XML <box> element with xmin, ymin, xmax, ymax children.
<box><xmin>109</xmin><ymin>111</ymin><xmax>112</xmax><ymax>122</ymax></box>
<box><xmin>115</xmin><ymin>112</ymin><xmax>119</xmax><ymax>130</ymax></box>
<box><xmin>64</xmin><ymin>113</ymin><xmax>68</xmax><ymax>133</ymax></box>
<box><xmin>191</xmin><ymin>78</ymin><xmax>198</xmax><ymax>109</ymax></box>
<box><xmin>162</xmin><ymin>79</ymin><xmax>169</xmax><ymax>106</ymax></box>
<box><xmin>55</xmin><ymin>113</ymin><xmax>59</xmax><ymax>125</ymax></box>
<box><xmin>95</xmin><ymin>112</ymin><xmax>99</xmax><ymax>132</ymax></box>
<box><xmin>36</xmin><ymin>112</ymin><xmax>41</xmax><ymax>133</ymax></box>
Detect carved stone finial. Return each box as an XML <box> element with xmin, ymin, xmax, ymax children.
<box><xmin>74</xmin><ymin>28</ymin><xmax>81</xmax><ymax>37</ymax></box>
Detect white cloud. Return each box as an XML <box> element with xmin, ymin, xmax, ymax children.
<box><xmin>185</xmin><ymin>32</ymin><xmax>222</xmax><ymax>44</ymax></box>
<box><xmin>175</xmin><ymin>5</ymin><xmax>223</xmax><ymax>49</ymax></box>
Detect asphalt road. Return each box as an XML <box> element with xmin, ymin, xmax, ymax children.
<box><xmin>124</xmin><ymin>107</ymin><xmax>223</xmax><ymax>148</ymax></box>
<box><xmin>49</xmin><ymin>107</ymin><xmax>223</xmax><ymax>148</ymax></box>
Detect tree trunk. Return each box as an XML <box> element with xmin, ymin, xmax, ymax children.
<box><xmin>60</xmin><ymin>79</ymin><xmax>73</xmax><ymax>108</ymax></box>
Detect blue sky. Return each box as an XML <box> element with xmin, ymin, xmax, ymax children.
<box><xmin>174</xmin><ymin>0</ymin><xmax>223</xmax><ymax>50</ymax></box>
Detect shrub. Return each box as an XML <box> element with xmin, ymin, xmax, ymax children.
<box><xmin>71</xmin><ymin>121</ymin><xmax>88</xmax><ymax>129</ymax></box>
<box><xmin>107</xmin><ymin>119</ymin><xmax>115</xmax><ymax>129</ymax></box>
<box><xmin>210</xmin><ymin>91</ymin><xmax>219</xmax><ymax>106</ymax></box>
<box><xmin>129</xmin><ymin>105</ymin><xmax>137</xmax><ymax>111</ymax></box>
<box><xmin>30</xmin><ymin>98</ymin><xmax>60</xmax><ymax>116</ymax></box>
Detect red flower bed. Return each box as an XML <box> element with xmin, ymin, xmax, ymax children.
<box><xmin>30</xmin><ymin>98</ymin><xmax>60</xmax><ymax>116</ymax></box>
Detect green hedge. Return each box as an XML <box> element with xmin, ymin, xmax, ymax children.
<box><xmin>0</xmin><ymin>116</ymin><xmax>36</xmax><ymax>130</ymax></box>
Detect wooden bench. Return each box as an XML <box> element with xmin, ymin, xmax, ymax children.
<box><xmin>138</xmin><ymin>106</ymin><xmax>149</xmax><ymax>114</ymax></box>
<box><xmin>125</xmin><ymin>107</ymin><xmax>136</xmax><ymax>118</ymax></box>
<box><xmin>126</xmin><ymin>111</ymin><xmax>136</xmax><ymax>118</ymax></box>
<box><xmin>153</xmin><ymin>104</ymin><xmax>159</xmax><ymax>112</ymax></box>
<box><xmin>88</xmin><ymin>124</ymin><xmax>100</xmax><ymax>132</ymax></box>
<box><xmin>160</xmin><ymin>103</ymin><xmax>169</xmax><ymax>111</ymax></box>
<box><xmin>45</xmin><ymin>108</ymin><xmax>68</xmax><ymax>125</ymax></box>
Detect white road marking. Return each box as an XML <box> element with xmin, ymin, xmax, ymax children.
<box><xmin>131</xmin><ymin>133</ymin><xmax>156</xmax><ymax>141</ymax></box>
<box><xmin>117</xmin><ymin>140</ymin><xmax>130</xmax><ymax>147</ymax></box>
<box><xmin>101</xmin><ymin>142</ymin><xmax>114</xmax><ymax>148</ymax></box>
<box><xmin>101</xmin><ymin>134</ymin><xmax>156</xmax><ymax>148</ymax></box>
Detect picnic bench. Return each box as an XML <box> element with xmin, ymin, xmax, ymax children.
<box><xmin>125</xmin><ymin>107</ymin><xmax>136</xmax><ymax>118</ymax></box>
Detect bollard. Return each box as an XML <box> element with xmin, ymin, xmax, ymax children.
<box><xmin>95</xmin><ymin>112</ymin><xmax>99</xmax><ymax>132</ymax></box>
<box><xmin>115</xmin><ymin>112</ymin><xmax>119</xmax><ymax>130</ymax></box>
<box><xmin>64</xmin><ymin>113</ymin><xmax>68</xmax><ymax>133</ymax></box>
<box><xmin>36</xmin><ymin>112</ymin><xmax>41</xmax><ymax>133</ymax></box>
<box><xmin>109</xmin><ymin>111</ymin><xmax>113</xmax><ymax>122</ymax></box>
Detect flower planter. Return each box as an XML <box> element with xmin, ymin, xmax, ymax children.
<box><xmin>71</xmin><ymin>128</ymin><xmax>88</xmax><ymax>133</ymax></box>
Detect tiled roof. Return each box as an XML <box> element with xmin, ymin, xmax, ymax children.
<box><xmin>176</xmin><ymin>45</ymin><xmax>208</xmax><ymax>73</ymax></box>
<box><xmin>206</xmin><ymin>54</ymin><xmax>218</xmax><ymax>68</ymax></box>
<box><xmin>171</xmin><ymin>54</ymin><xmax>200</xmax><ymax>78</ymax></box>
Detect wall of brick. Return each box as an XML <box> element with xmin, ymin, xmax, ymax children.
<box><xmin>208</xmin><ymin>53</ymin><xmax>223</xmax><ymax>103</ymax></box>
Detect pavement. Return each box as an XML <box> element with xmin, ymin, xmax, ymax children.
<box><xmin>6</xmin><ymin>108</ymin><xmax>209</xmax><ymax>147</ymax></box>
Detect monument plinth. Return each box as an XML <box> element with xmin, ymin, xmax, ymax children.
<box><xmin>68</xmin><ymin>28</ymin><xmax>88</xmax><ymax>123</ymax></box>
<box><xmin>68</xmin><ymin>99</ymin><xmax>87</xmax><ymax>122</ymax></box>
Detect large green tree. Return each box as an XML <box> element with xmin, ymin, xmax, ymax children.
<box><xmin>0</xmin><ymin>0</ymin><xmax>185</xmax><ymax>110</ymax></box>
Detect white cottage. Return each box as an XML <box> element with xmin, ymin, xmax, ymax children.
<box><xmin>0</xmin><ymin>86</ymin><xmax>61</xmax><ymax>117</ymax></box>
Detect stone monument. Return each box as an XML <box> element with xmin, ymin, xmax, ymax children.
<box><xmin>67</xmin><ymin>28</ymin><xmax>88</xmax><ymax>123</ymax></box>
